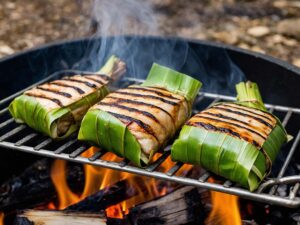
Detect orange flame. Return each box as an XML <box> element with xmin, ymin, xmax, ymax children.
<box><xmin>0</xmin><ymin>213</ymin><xmax>4</xmax><ymax>225</ymax></box>
<box><xmin>49</xmin><ymin>147</ymin><xmax>188</xmax><ymax>217</ymax></box>
<box><xmin>206</xmin><ymin>178</ymin><xmax>242</xmax><ymax>225</ymax></box>
<box><xmin>50</xmin><ymin>160</ymin><xmax>80</xmax><ymax>209</ymax></box>
<box><xmin>105</xmin><ymin>153</ymin><xmax>182</xmax><ymax>218</ymax></box>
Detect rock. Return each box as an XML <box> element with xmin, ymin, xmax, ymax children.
<box><xmin>247</xmin><ymin>26</ymin><xmax>270</xmax><ymax>37</ymax></box>
<box><xmin>238</xmin><ymin>43</ymin><xmax>251</xmax><ymax>50</ymax></box>
<box><xmin>282</xmin><ymin>38</ymin><xmax>297</xmax><ymax>47</ymax></box>
<box><xmin>274</xmin><ymin>0</ymin><xmax>287</xmax><ymax>8</ymax></box>
<box><xmin>293</xmin><ymin>59</ymin><xmax>300</xmax><ymax>68</ymax></box>
<box><xmin>269</xmin><ymin>34</ymin><xmax>297</xmax><ymax>46</ymax></box>
<box><xmin>274</xmin><ymin>1</ymin><xmax>300</xmax><ymax>9</ymax></box>
<box><xmin>5</xmin><ymin>2</ymin><xmax>16</xmax><ymax>9</ymax></box>
<box><xmin>271</xmin><ymin>34</ymin><xmax>285</xmax><ymax>44</ymax></box>
<box><xmin>211</xmin><ymin>31</ymin><xmax>238</xmax><ymax>45</ymax></box>
<box><xmin>0</xmin><ymin>45</ymin><xmax>14</xmax><ymax>55</ymax></box>
<box><xmin>277</xmin><ymin>19</ymin><xmax>300</xmax><ymax>39</ymax></box>
<box><xmin>251</xmin><ymin>46</ymin><xmax>265</xmax><ymax>54</ymax></box>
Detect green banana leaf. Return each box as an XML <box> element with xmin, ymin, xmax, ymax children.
<box><xmin>78</xmin><ymin>63</ymin><xmax>202</xmax><ymax>167</ymax></box>
<box><xmin>171</xmin><ymin>81</ymin><xmax>288</xmax><ymax>191</ymax></box>
<box><xmin>142</xmin><ymin>63</ymin><xmax>202</xmax><ymax>107</ymax></box>
<box><xmin>9</xmin><ymin>55</ymin><xmax>120</xmax><ymax>139</ymax></box>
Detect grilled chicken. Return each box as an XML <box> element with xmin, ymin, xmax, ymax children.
<box><xmin>187</xmin><ymin>102</ymin><xmax>277</xmax><ymax>148</ymax></box>
<box><xmin>92</xmin><ymin>85</ymin><xmax>189</xmax><ymax>155</ymax></box>
<box><xmin>9</xmin><ymin>56</ymin><xmax>126</xmax><ymax>138</ymax></box>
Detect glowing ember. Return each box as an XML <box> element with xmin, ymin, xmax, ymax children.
<box><xmin>0</xmin><ymin>212</ymin><xmax>4</xmax><ymax>225</ymax></box>
<box><xmin>206</xmin><ymin>179</ymin><xmax>242</xmax><ymax>225</ymax></box>
<box><xmin>106</xmin><ymin>203</ymin><xmax>124</xmax><ymax>219</ymax></box>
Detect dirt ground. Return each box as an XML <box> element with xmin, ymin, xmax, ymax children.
<box><xmin>0</xmin><ymin>0</ymin><xmax>300</xmax><ymax>67</ymax></box>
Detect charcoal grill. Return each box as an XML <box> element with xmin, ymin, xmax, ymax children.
<box><xmin>0</xmin><ymin>36</ymin><xmax>299</xmax><ymax>208</ymax></box>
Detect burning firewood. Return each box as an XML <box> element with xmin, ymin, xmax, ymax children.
<box><xmin>0</xmin><ymin>159</ymin><xmax>84</xmax><ymax>213</ymax></box>
<box><xmin>128</xmin><ymin>186</ymin><xmax>209</xmax><ymax>225</ymax></box>
<box><xmin>14</xmin><ymin>210</ymin><xmax>130</xmax><ymax>225</ymax></box>
<box><xmin>65</xmin><ymin>180</ymin><xmax>138</xmax><ymax>212</ymax></box>
<box><xmin>14</xmin><ymin>210</ymin><xmax>106</xmax><ymax>225</ymax></box>
<box><xmin>14</xmin><ymin>186</ymin><xmax>209</xmax><ymax>225</ymax></box>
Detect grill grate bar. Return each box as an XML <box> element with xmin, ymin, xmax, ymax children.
<box><xmin>69</xmin><ymin>145</ymin><xmax>88</xmax><ymax>158</ymax></box>
<box><xmin>289</xmin><ymin>183</ymin><xmax>300</xmax><ymax>199</ymax></box>
<box><xmin>167</xmin><ymin>161</ymin><xmax>184</xmax><ymax>176</ymax></box>
<box><xmin>282</xmin><ymin>110</ymin><xmax>293</xmax><ymax>127</ymax></box>
<box><xmin>0</xmin><ymin>118</ymin><xmax>14</xmax><ymax>129</ymax></box>
<box><xmin>54</xmin><ymin>138</ymin><xmax>77</xmax><ymax>154</ymax></box>
<box><xmin>223</xmin><ymin>180</ymin><xmax>233</xmax><ymax>188</ymax></box>
<box><xmin>268</xmin><ymin>106</ymin><xmax>275</xmax><ymax>113</ymax></box>
<box><xmin>199</xmin><ymin>172</ymin><xmax>211</xmax><ymax>182</ymax></box>
<box><xmin>208</xmin><ymin>97</ymin><xmax>220</xmax><ymax>107</ymax></box>
<box><xmin>89</xmin><ymin>150</ymin><xmax>106</xmax><ymax>161</ymax></box>
<box><xmin>34</xmin><ymin>138</ymin><xmax>52</xmax><ymax>150</ymax></box>
<box><xmin>276</xmin><ymin>130</ymin><xmax>300</xmax><ymax>178</ymax></box>
<box><xmin>119</xmin><ymin>159</ymin><xmax>130</xmax><ymax>167</ymax></box>
<box><xmin>0</xmin><ymin>108</ymin><xmax>8</xmax><ymax>116</ymax></box>
<box><xmin>0</xmin><ymin>125</ymin><xmax>26</xmax><ymax>141</ymax></box>
<box><xmin>194</xmin><ymin>93</ymin><xmax>205</xmax><ymax>104</ymax></box>
<box><xmin>145</xmin><ymin>151</ymin><xmax>170</xmax><ymax>172</ymax></box>
<box><xmin>269</xmin><ymin>130</ymin><xmax>300</xmax><ymax>195</ymax></box>
<box><xmin>15</xmin><ymin>133</ymin><xmax>38</xmax><ymax>146</ymax></box>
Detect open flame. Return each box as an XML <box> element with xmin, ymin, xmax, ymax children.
<box><xmin>206</xmin><ymin>178</ymin><xmax>242</xmax><ymax>225</ymax></box>
<box><xmin>49</xmin><ymin>147</ymin><xmax>192</xmax><ymax>218</ymax></box>
<box><xmin>49</xmin><ymin>147</ymin><xmax>242</xmax><ymax>223</ymax></box>
<box><xmin>0</xmin><ymin>213</ymin><xmax>4</xmax><ymax>225</ymax></box>
<box><xmin>51</xmin><ymin>160</ymin><xmax>80</xmax><ymax>209</ymax></box>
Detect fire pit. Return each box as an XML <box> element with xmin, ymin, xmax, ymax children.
<box><xmin>0</xmin><ymin>36</ymin><xmax>300</xmax><ymax>224</ymax></box>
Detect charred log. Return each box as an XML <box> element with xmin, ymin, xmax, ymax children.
<box><xmin>0</xmin><ymin>159</ymin><xmax>84</xmax><ymax>212</ymax></box>
<box><xmin>129</xmin><ymin>186</ymin><xmax>209</xmax><ymax>225</ymax></box>
<box><xmin>66</xmin><ymin>180</ymin><xmax>137</xmax><ymax>212</ymax></box>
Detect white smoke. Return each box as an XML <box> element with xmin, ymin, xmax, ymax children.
<box><xmin>74</xmin><ymin>0</ymin><xmax>245</xmax><ymax>95</ymax></box>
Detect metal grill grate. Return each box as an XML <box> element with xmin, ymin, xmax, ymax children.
<box><xmin>0</xmin><ymin>73</ymin><xmax>300</xmax><ymax>208</ymax></box>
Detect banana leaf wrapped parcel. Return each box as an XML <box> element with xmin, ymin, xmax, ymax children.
<box><xmin>9</xmin><ymin>55</ymin><xmax>126</xmax><ymax>139</ymax></box>
<box><xmin>171</xmin><ymin>81</ymin><xmax>288</xmax><ymax>191</ymax></box>
<box><xmin>78</xmin><ymin>63</ymin><xmax>202</xmax><ymax>166</ymax></box>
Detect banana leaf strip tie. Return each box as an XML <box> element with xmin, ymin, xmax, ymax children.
<box><xmin>78</xmin><ymin>63</ymin><xmax>202</xmax><ymax>167</ymax></box>
<box><xmin>171</xmin><ymin>81</ymin><xmax>288</xmax><ymax>191</ymax></box>
<box><xmin>9</xmin><ymin>55</ymin><xmax>125</xmax><ymax>139</ymax></box>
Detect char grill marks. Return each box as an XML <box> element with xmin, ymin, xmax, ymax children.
<box><xmin>85</xmin><ymin>74</ymin><xmax>112</xmax><ymax>83</ymax></box>
<box><xmin>36</xmin><ymin>87</ymin><xmax>72</xmax><ymax>98</ymax></box>
<box><xmin>108</xmin><ymin>112</ymin><xmax>158</xmax><ymax>142</ymax></box>
<box><xmin>105</xmin><ymin>96</ymin><xmax>175</xmax><ymax>124</ymax></box>
<box><xmin>24</xmin><ymin>74</ymin><xmax>106</xmax><ymax>107</ymax></box>
<box><xmin>63</xmin><ymin>76</ymin><xmax>97</xmax><ymax>88</ymax></box>
<box><xmin>93</xmin><ymin>85</ymin><xmax>188</xmax><ymax>153</ymax></box>
<box><xmin>187</xmin><ymin>103</ymin><xmax>277</xmax><ymax>148</ymax></box>
<box><xmin>25</xmin><ymin>93</ymin><xmax>63</xmax><ymax>107</ymax></box>
<box><xmin>127</xmin><ymin>85</ymin><xmax>181</xmax><ymax>100</ymax></box>
<box><xmin>113</xmin><ymin>91</ymin><xmax>179</xmax><ymax>106</ymax></box>
<box><xmin>49</xmin><ymin>81</ymin><xmax>85</xmax><ymax>94</ymax></box>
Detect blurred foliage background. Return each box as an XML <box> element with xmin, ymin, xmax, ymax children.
<box><xmin>0</xmin><ymin>0</ymin><xmax>300</xmax><ymax>67</ymax></box>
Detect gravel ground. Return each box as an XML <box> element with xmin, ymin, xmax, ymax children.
<box><xmin>0</xmin><ymin>0</ymin><xmax>300</xmax><ymax>67</ymax></box>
